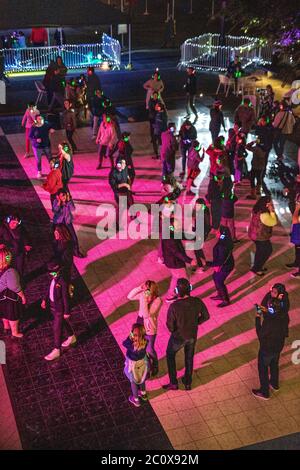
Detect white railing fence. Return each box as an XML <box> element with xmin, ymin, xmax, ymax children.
<box><xmin>179</xmin><ymin>34</ymin><xmax>273</xmax><ymax>72</ymax></box>
<box><xmin>1</xmin><ymin>34</ymin><xmax>121</xmax><ymax>73</ymax></box>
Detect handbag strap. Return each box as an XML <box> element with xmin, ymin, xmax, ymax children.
<box><xmin>276</xmin><ymin>112</ymin><xmax>289</xmax><ymax>130</ymax></box>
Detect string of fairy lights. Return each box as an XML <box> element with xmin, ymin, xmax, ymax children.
<box><xmin>180</xmin><ymin>33</ymin><xmax>272</xmax><ymax>72</ymax></box>
<box><xmin>1</xmin><ymin>34</ymin><xmax>121</xmax><ymax>73</ymax></box>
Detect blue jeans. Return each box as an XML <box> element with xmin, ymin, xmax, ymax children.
<box><xmin>32</xmin><ymin>146</ymin><xmax>52</xmax><ymax>172</ymax></box>
<box><xmin>258</xmin><ymin>349</ymin><xmax>281</xmax><ymax>397</ymax></box>
<box><xmin>166</xmin><ymin>335</ymin><xmax>196</xmax><ymax>386</ymax></box>
<box><xmin>130</xmin><ymin>381</ymin><xmax>146</xmax><ymax>399</ymax></box>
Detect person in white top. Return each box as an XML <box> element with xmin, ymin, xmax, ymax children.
<box><xmin>143</xmin><ymin>69</ymin><xmax>165</xmax><ymax>110</ymax></box>
<box><xmin>127</xmin><ymin>281</ymin><xmax>162</xmax><ymax>376</ymax></box>
<box><xmin>95</xmin><ymin>114</ymin><xmax>117</xmax><ymax>170</ymax></box>
<box><xmin>21</xmin><ymin>102</ymin><xmax>40</xmax><ymax>159</ymax></box>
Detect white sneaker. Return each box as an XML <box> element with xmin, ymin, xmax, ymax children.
<box><xmin>36</xmin><ymin>171</ymin><xmax>42</xmax><ymax>179</ymax></box>
<box><xmin>62</xmin><ymin>335</ymin><xmax>77</xmax><ymax>348</ymax></box>
<box><xmin>44</xmin><ymin>348</ymin><xmax>60</xmax><ymax>361</ymax></box>
<box><xmin>157</xmin><ymin>257</ymin><xmax>164</xmax><ymax>264</ymax></box>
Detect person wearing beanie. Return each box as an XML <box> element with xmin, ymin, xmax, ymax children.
<box><xmin>163</xmin><ymin>278</ymin><xmax>209</xmax><ymax>391</ymax></box>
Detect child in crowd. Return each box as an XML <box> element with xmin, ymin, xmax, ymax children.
<box><xmin>123</xmin><ymin>323</ymin><xmax>149</xmax><ymax>407</ymax></box>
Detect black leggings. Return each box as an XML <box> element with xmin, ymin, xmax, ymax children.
<box><xmin>253</xmin><ymin>240</ymin><xmax>272</xmax><ymax>271</ymax></box>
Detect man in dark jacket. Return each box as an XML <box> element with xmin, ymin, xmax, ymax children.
<box><xmin>42</xmin><ymin>262</ymin><xmax>76</xmax><ymax>361</ymax></box>
<box><xmin>179</xmin><ymin>120</ymin><xmax>197</xmax><ymax>176</ymax></box>
<box><xmin>62</xmin><ymin>100</ymin><xmax>77</xmax><ymax>152</ymax></box>
<box><xmin>86</xmin><ymin>67</ymin><xmax>102</xmax><ymax>111</ymax></box>
<box><xmin>161</xmin><ymin>122</ymin><xmax>178</xmax><ymax>176</ymax></box>
<box><xmin>91</xmin><ymin>88</ymin><xmax>108</xmax><ymax>138</ymax></box>
<box><xmin>161</xmin><ymin>219</ymin><xmax>197</xmax><ymax>301</ymax></box>
<box><xmin>252</xmin><ymin>283</ymin><xmax>290</xmax><ymax>400</ymax></box>
<box><xmin>48</xmin><ymin>68</ymin><xmax>65</xmax><ymax>113</ymax></box>
<box><xmin>29</xmin><ymin>115</ymin><xmax>55</xmax><ymax>178</ymax></box>
<box><xmin>184</xmin><ymin>67</ymin><xmax>198</xmax><ymax>123</ymax></box>
<box><xmin>109</xmin><ymin>159</ymin><xmax>134</xmax><ymax>228</ymax></box>
<box><xmin>209</xmin><ymin>101</ymin><xmax>226</xmax><ymax>144</ymax></box>
<box><xmin>163</xmin><ymin>278</ymin><xmax>210</xmax><ymax>391</ymax></box>
<box><xmin>152</xmin><ymin>103</ymin><xmax>168</xmax><ymax>159</ymax></box>
<box><xmin>234</xmin><ymin>98</ymin><xmax>256</xmax><ymax>136</ymax></box>
<box><xmin>116</xmin><ymin>132</ymin><xmax>135</xmax><ymax>183</ymax></box>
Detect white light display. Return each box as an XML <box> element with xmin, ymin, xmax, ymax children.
<box><xmin>1</xmin><ymin>34</ymin><xmax>121</xmax><ymax>73</ymax></box>
<box><xmin>179</xmin><ymin>33</ymin><xmax>273</xmax><ymax>72</ymax></box>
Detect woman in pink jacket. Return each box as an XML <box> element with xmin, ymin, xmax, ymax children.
<box><xmin>95</xmin><ymin>114</ymin><xmax>117</xmax><ymax>170</ymax></box>
<box><xmin>21</xmin><ymin>102</ymin><xmax>40</xmax><ymax>158</ymax></box>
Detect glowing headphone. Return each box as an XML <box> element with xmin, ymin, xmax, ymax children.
<box><xmin>102</xmin><ymin>99</ymin><xmax>112</xmax><ymax>108</ymax></box>
<box><xmin>214</xmin><ymin>175</ymin><xmax>224</xmax><ymax>181</ymax></box>
<box><xmin>151</xmin><ymin>93</ymin><xmax>161</xmax><ymax>100</ymax></box>
<box><xmin>106</xmin><ymin>116</ymin><xmax>111</xmax><ymax>122</ymax></box>
<box><xmin>6</xmin><ymin>215</ymin><xmax>21</xmax><ymax>225</ymax></box>
<box><xmin>153</xmin><ymin>68</ymin><xmax>161</xmax><ymax>80</ymax></box>
<box><xmin>123</xmin><ymin>136</ymin><xmax>129</xmax><ymax>142</ymax></box>
<box><xmin>175</xmin><ymin>284</ymin><xmax>193</xmax><ymax>294</ymax></box>
<box><xmin>220</xmin><ymin>233</ymin><xmax>226</xmax><ymax>240</ymax></box>
<box><xmin>221</xmin><ymin>192</ymin><xmax>234</xmax><ymax>200</ymax></box>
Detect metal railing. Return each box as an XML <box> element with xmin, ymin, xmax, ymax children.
<box><xmin>1</xmin><ymin>34</ymin><xmax>121</xmax><ymax>73</ymax></box>
<box><xmin>179</xmin><ymin>33</ymin><xmax>273</xmax><ymax>72</ymax></box>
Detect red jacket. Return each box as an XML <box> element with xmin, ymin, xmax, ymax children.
<box><xmin>42</xmin><ymin>169</ymin><xmax>63</xmax><ymax>195</ymax></box>
<box><xmin>30</xmin><ymin>28</ymin><xmax>48</xmax><ymax>45</ymax></box>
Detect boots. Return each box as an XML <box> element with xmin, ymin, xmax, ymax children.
<box><xmin>3</xmin><ymin>319</ymin><xmax>10</xmax><ymax>335</ymax></box>
<box><xmin>9</xmin><ymin>320</ymin><xmax>23</xmax><ymax>338</ymax></box>
<box><xmin>246</xmin><ymin>188</ymin><xmax>256</xmax><ymax>200</ymax></box>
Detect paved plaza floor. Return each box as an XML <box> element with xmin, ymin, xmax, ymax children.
<box><xmin>0</xmin><ymin>103</ymin><xmax>300</xmax><ymax>450</ymax></box>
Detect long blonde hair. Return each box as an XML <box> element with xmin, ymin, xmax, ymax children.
<box><xmin>0</xmin><ymin>247</ymin><xmax>13</xmax><ymax>272</ymax></box>
<box><xmin>145</xmin><ymin>280</ymin><xmax>159</xmax><ymax>304</ymax></box>
<box><xmin>131</xmin><ymin>323</ymin><xmax>147</xmax><ymax>350</ymax></box>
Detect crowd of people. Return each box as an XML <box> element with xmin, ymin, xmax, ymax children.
<box><xmin>0</xmin><ymin>61</ymin><xmax>298</xmax><ymax>407</ymax></box>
